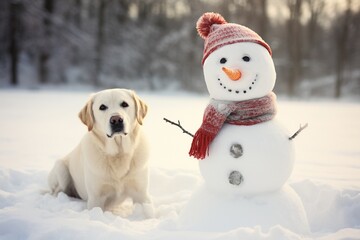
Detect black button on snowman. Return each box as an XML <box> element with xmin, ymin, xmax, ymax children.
<box><xmin>179</xmin><ymin>13</ymin><xmax>309</xmax><ymax>233</ymax></box>
<box><xmin>230</xmin><ymin>143</ymin><xmax>243</xmax><ymax>158</ymax></box>
<box><xmin>229</xmin><ymin>143</ymin><xmax>244</xmax><ymax>185</ymax></box>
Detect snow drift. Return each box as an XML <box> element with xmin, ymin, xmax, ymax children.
<box><xmin>0</xmin><ymin>89</ymin><xmax>359</xmax><ymax>239</ymax></box>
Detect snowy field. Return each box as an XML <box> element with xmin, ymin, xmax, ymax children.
<box><xmin>0</xmin><ymin>88</ymin><xmax>359</xmax><ymax>239</ymax></box>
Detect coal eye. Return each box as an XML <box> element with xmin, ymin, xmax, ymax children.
<box><xmin>121</xmin><ymin>101</ymin><xmax>129</xmax><ymax>108</ymax></box>
<box><xmin>220</xmin><ymin>58</ymin><xmax>227</xmax><ymax>64</ymax></box>
<box><xmin>242</xmin><ymin>56</ymin><xmax>251</xmax><ymax>62</ymax></box>
<box><xmin>99</xmin><ymin>104</ymin><xmax>108</xmax><ymax>111</ymax></box>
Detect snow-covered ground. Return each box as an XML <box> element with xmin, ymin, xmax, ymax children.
<box><xmin>0</xmin><ymin>89</ymin><xmax>359</xmax><ymax>240</ymax></box>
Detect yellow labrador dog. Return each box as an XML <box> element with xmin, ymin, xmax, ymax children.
<box><xmin>48</xmin><ymin>89</ymin><xmax>153</xmax><ymax>217</ymax></box>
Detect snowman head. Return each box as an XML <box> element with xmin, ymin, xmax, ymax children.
<box><xmin>197</xmin><ymin>12</ymin><xmax>276</xmax><ymax>101</ymax></box>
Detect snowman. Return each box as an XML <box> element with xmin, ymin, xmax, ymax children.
<box><xmin>178</xmin><ymin>12</ymin><xmax>309</xmax><ymax>233</ymax></box>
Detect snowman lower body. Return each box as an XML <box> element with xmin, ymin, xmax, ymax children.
<box><xmin>178</xmin><ymin>121</ymin><xmax>309</xmax><ymax>233</ymax></box>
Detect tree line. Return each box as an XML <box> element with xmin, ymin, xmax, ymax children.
<box><xmin>1</xmin><ymin>0</ymin><xmax>359</xmax><ymax>97</ymax></box>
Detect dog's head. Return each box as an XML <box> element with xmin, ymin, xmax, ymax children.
<box><xmin>79</xmin><ymin>89</ymin><xmax>148</xmax><ymax>138</ymax></box>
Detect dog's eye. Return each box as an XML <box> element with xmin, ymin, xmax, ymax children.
<box><xmin>99</xmin><ymin>104</ymin><xmax>108</xmax><ymax>111</ymax></box>
<box><xmin>121</xmin><ymin>101</ymin><xmax>129</xmax><ymax>108</ymax></box>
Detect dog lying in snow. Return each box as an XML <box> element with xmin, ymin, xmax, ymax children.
<box><xmin>48</xmin><ymin>88</ymin><xmax>153</xmax><ymax>217</ymax></box>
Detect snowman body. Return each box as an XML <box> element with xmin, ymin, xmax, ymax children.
<box><xmin>180</xmin><ymin>122</ymin><xmax>309</xmax><ymax>233</ymax></box>
<box><xmin>200</xmin><ymin>120</ymin><xmax>294</xmax><ymax>196</ymax></box>
<box><xmin>179</xmin><ymin>38</ymin><xmax>309</xmax><ymax>232</ymax></box>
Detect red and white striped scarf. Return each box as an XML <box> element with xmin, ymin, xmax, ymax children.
<box><xmin>189</xmin><ymin>92</ymin><xmax>277</xmax><ymax>160</ymax></box>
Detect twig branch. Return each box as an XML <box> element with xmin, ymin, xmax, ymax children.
<box><xmin>163</xmin><ymin>118</ymin><xmax>194</xmax><ymax>137</ymax></box>
<box><xmin>164</xmin><ymin>117</ymin><xmax>307</xmax><ymax>141</ymax></box>
<box><xmin>289</xmin><ymin>123</ymin><xmax>308</xmax><ymax>140</ymax></box>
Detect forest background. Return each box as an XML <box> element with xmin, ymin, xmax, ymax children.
<box><xmin>1</xmin><ymin>0</ymin><xmax>359</xmax><ymax>98</ymax></box>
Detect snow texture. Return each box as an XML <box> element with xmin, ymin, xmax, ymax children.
<box><xmin>0</xmin><ymin>89</ymin><xmax>360</xmax><ymax>240</ymax></box>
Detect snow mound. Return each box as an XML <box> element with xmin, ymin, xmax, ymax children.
<box><xmin>178</xmin><ymin>184</ymin><xmax>310</xmax><ymax>234</ymax></box>
<box><xmin>291</xmin><ymin>180</ymin><xmax>360</xmax><ymax>232</ymax></box>
<box><xmin>0</xmin><ymin>168</ymin><xmax>359</xmax><ymax>239</ymax></box>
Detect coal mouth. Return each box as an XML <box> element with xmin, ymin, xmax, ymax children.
<box><xmin>217</xmin><ymin>74</ymin><xmax>258</xmax><ymax>94</ymax></box>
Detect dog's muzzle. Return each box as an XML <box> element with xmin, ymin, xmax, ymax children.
<box><xmin>107</xmin><ymin>115</ymin><xmax>125</xmax><ymax>138</ymax></box>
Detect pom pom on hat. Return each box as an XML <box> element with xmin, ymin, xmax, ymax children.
<box><xmin>196</xmin><ymin>12</ymin><xmax>227</xmax><ymax>39</ymax></box>
<box><xmin>197</xmin><ymin>12</ymin><xmax>272</xmax><ymax>65</ymax></box>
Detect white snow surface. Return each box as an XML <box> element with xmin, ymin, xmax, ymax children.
<box><xmin>0</xmin><ymin>89</ymin><xmax>360</xmax><ymax>240</ymax></box>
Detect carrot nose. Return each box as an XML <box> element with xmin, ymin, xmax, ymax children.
<box><xmin>222</xmin><ymin>67</ymin><xmax>242</xmax><ymax>81</ymax></box>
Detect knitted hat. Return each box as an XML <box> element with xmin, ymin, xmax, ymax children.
<box><xmin>197</xmin><ymin>12</ymin><xmax>272</xmax><ymax>65</ymax></box>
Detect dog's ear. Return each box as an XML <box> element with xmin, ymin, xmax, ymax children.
<box><xmin>78</xmin><ymin>98</ymin><xmax>94</xmax><ymax>131</ymax></box>
<box><xmin>131</xmin><ymin>91</ymin><xmax>148</xmax><ymax>125</ymax></box>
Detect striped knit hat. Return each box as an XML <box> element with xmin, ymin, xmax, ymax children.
<box><xmin>197</xmin><ymin>12</ymin><xmax>272</xmax><ymax>65</ymax></box>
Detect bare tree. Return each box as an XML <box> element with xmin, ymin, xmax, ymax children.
<box><xmin>305</xmin><ymin>0</ymin><xmax>325</xmax><ymax>58</ymax></box>
<box><xmin>38</xmin><ymin>0</ymin><xmax>54</xmax><ymax>84</ymax></box>
<box><xmin>93</xmin><ymin>0</ymin><xmax>106</xmax><ymax>86</ymax></box>
<box><xmin>74</xmin><ymin>0</ymin><xmax>82</xmax><ymax>28</ymax></box>
<box><xmin>258</xmin><ymin>0</ymin><xmax>269</xmax><ymax>40</ymax></box>
<box><xmin>286</xmin><ymin>0</ymin><xmax>303</xmax><ymax>96</ymax></box>
<box><xmin>334</xmin><ymin>0</ymin><xmax>352</xmax><ymax>98</ymax></box>
<box><xmin>8</xmin><ymin>0</ymin><xmax>22</xmax><ymax>86</ymax></box>
<box><xmin>117</xmin><ymin>0</ymin><xmax>131</xmax><ymax>23</ymax></box>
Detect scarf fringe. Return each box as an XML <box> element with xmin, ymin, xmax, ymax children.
<box><xmin>189</xmin><ymin>128</ymin><xmax>216</xmax><ymax>160</ymax></box>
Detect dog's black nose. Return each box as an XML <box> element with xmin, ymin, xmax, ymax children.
<box><xmin>109</xmin><ymin>115</ymin><xmax>124</xmax><ymax>136</ymax></box>
<box><xmin>110</xmin><ymin>115</ymin><xmax>123</xmax><ymax>125</ymax></box>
